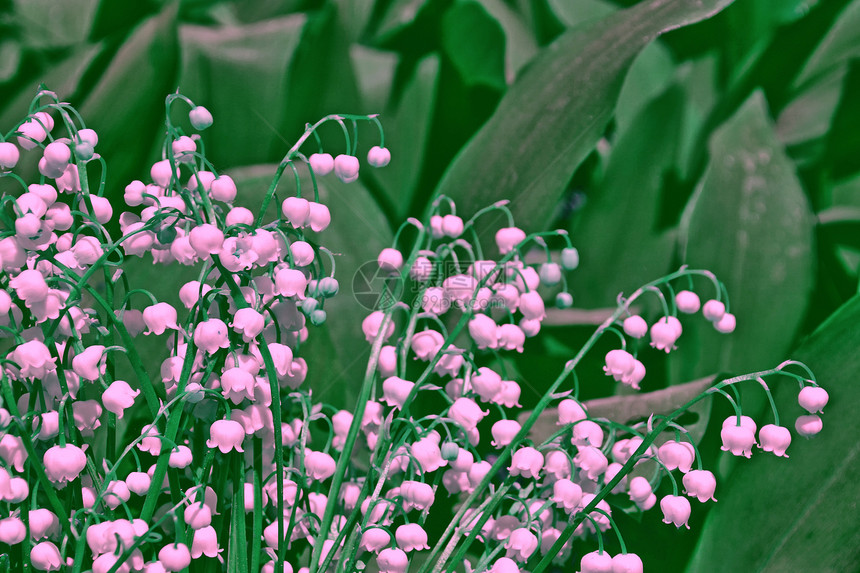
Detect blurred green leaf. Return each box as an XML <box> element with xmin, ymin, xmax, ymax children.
<box><xmin>282</xmin><ymin>4</ymin><xmax>361</xmax><ymax>156</ymax></box>
<box><xmin>79</xmin><ymin>4</ymin><xmax>178</xmax><ymax>201</ymax></box>
<box><xmin>13</xmin><ymin>0</ymin><xmax>99</xmax><ymax>48</ymax></box>
<box><xmin>333</xmin><ymin>0</ymin><xmax>376</xmax><ymax>41</ymax></box>
<box><xmin>674</xmin><ymin>55</ymin><xmax>719</xmax><ymax>181</ymax></box>
<box><xmin>89</xmin><ymin>0</ymin><xmax>156</xmax><ymax>41</ymax></box>
<box><xmin>547</xmin><ymin>0</ymin><xmax>615</xmax><ymax>28</ymax></box>
<box><xmin>441</xmin><ymin>0</ymin><xmax>506</xmax><ymax>91</ymax></box>
<box><xmin>350</xmin><ymin>45</ymin><xmax>398</xmax><ymax>112</ymax></box>
<box><xmin>614</xmin><ymin>40</ymin><xmax>675</xmax><ymax>133</ymax></box>
<box><xmin>179</xmin><ymin>14</ymin><xmax>306</xmax><ymax>169</ymax></box>
<box><xmin>677</xmin><ymin>92</ymin><xmax>815</xmax><ymax>380</ymax></box>
<box><xmin>794</xmin><ymin>0</ymin><xmax>860</xmax><ymax>89</ymax></box>
<box><xmin>0</xmin><ymin>40</ymin><xmax>22</xmax><ymax>82</ymax></box>
<box><xmin>369</xmin><ymin>54</ymin><xmax>440</xmax><ymax>221</ymax></box>
<box><xmin>777</xmin><ymin>66</ymin><xmax>846</xmax><ymax>150</ymax></box>
<box><xmin>433</xmin><ymin>0</ymin><xmax>738</xmax><ymax>233</ymax></box>
<box><xmin>822</xmin><ymin>61</ymin><xmax>860</xmax><ymax>179</ymax></box>
<box><xmin>474</xmin><ymin>0</ymin><xmax>539</xmax><ymax>82</ymax></box>
<box><xmin>569</xmin><ymin>84</ymin><xmax>683</xmax><ymax>308</ymax></box>
<box><xmin>686</xmin><ymin>294</ymin><xmax>860</xmax><ymax>572</ymax></box>
<box><xmin>231</xmin><ymin>165</ymin><xmax>393</xmax><ymax>409</ymax></box>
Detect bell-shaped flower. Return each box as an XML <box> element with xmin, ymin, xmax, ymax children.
<box><xmin>281</xmin><ymin>197</ymin><xmax>310</xmax><ymax>228</ymax></box>
<box><xmin>411</xmin><ymin>436</ymin><xmax>446</xmax><ymax>474</ymax></box>
<box><xmin>720</xmin><ymin>416</ymin><xmax>757</xmax><ymax>458</ymax></box>
<box><xmin>169</xmin><ymin>445</ymin><xmax>193</xmax><ymax>469</ymax></box>
<box><xmin>333</xmin><ymin>154</ymin><xmax>359</xmax><ymax>183</ymax></box>
<box><xmin>603</xmin><ymin>349</ymin><xmax>635</xmax><ymax>381</ymax></box>
<box><xmin>143</xmin><ymin>302</ymin><xmax>179</xmax><ymax>335</ymax></box>
<box><xmin>158</xmin><ymin>543</ymin><xmax>192</xmax><ymax>572</ymax></box>
<box><xmin>495</xmin><ymin>227</ymin><xmax>526</xmax><ymax>254</ymax></box>
<box><xmin>657</xmin><ymin>440</ymin><xmax>696</xmax><ymax>473</ymax></box>
<box><xmin>72</xmin><ymin>344</ymin><xmax>106</xmax><ymax>381</ymax></box>
<box><xmin>362</xmin><ymin>311</ymin><xmax>394</xmax><ymax>344</ymax></box>
<box><xmin>102</xmin><ymin>380</ymin><xmax>140</xmax><ymax>418</ymax></box>
<box><xmin>190</xmin><ymin>526</ymin><xmax>221</xmax><ymax>558</ymax></box>
<box><xmin>552</xmin><ymin>479</ymin><xmax>583</xmax><ymax>513</ymax></box>
<box><xmin>188</xmin><ymin>224</ymin><xmax>224</xmax><ymax>258</ymax></box>
<box><xmin>759</xmin><ymin>424</ymin><xmax>791</xmax><ymax>456</ymax></box>
<box><xmin>305</xmin><ymin>450</ymin><xmax>336</xmax><ymax>481</ymax></box>
<box><xmin>471</xmin><ymin>367</ymin><xmax>502</xmax><ymax>402</ymax></box>
<box><xmin>497</xmin><ymin>324</ymin><xmax>525</xmax><ymax>352</ymax></box>
<box><xmin>9</xmin><ymin>269</ymin><xmax>49</xmax><ymax>306</ymax></box>
<box><xmin>571</xmin><ymin>420</ymin><xmax>604</xmax><ymax>448</ymax></box>
<box><xmin>395</xmin><ymin>523</ymin><xmax>429</xmax><ymax>552</ymax></box>
<box><xmin>491</xmin><ymin>420</ymin><xmax>521</xmax><ymax>448</ymax></box>
<box><xmin>126</xmin><ymin>471</ymin><xmax>151</xmax><ymax>496</ymax></box>
<box><xmin>505</xmin><ymin>527</ymin><xmax>538</xmax><ymax>561</ymax></box>
<box><xmin>682</xmin><ymin>469</ymin><xmax>717</xmax><ymax>503</ymax></box>
<box><xmin>43</xmin><ymin>444</ymin><xmax>87</xmax><ymax>486</ymax></box>
<box><xmin>28</xmin><ymin>509</ymin><xmax>59</xmax><ymax>541</ymax></box>
<box><xmin>542</xmin><ymin>450</ymin><xmax>571</xmax><ymax>481</ymax></box>
<box><xmin>448</xmin><ymin>398</ymin><xmax>487</xmax><ymax>432</ymax></box>
<box><xmin>650</xmin><ymin>316</ymin><xmax>682</xmax><ymax>352</ymax></box>
<box><xmin>288</xmin><ymin>241</ymin><xmax>315</xmax><ymax>267</ymax></box>
<box><xmin>308</xmin><ymin>202</ymin><xmax>331</xmax><ymax>232</ymax></box>
<box><xmin>382</xmin><ymin>377</ymin><xmax>414</xmax><ymax>409</ymax></box>
<box><xmin>30</xmin><ymin>541</ymin><xmax>62</xmax><ymax>571</ymax></box>
<box><xmin>612</xmin><ymin>553</ymin><xmax>644</xmax><ymax>573</ymax></box>
<box><xmin>210</xmin><ymin>175</ymin><xmax>237</xmax><ymax>202</ymax></box>
<box><xmin>10</xmin><ymin>339</ymin><xmax>56</xmax><ymax>379</ymax></box>
<box><xmin>206</xmin><ymin>419</ymin><xmax>245</xmax><ymax>453</ymax></box>
<box><xmin>376</xmin><ymin>547</ymin><xmax>408</xmax><ymax>573</ymax></box>
<box><xmin>518</xmin><ymin>291</ymin><xmax>545</xmax><ymax>321</ymax></box>
<box><xmin>360</xmin><ymin>527</ymin><xmax>390</xmax><ymax>553</ymax></box>
<box><xmin>104</xmin><ymin>480</ymin><xmax>131</xmax><ymax>510</ymax></box>
<box><xmin>410</xmin><ymin>329</ymin><xmax>443</xmax><ymax>361</ymax></box>
<box><xmin>798</xmin><ymin>386</ymin><xmax>828</xmax><ymax>414</ymax></box>
<box><xmin>660</xmin><ymin>495</ymin><xmax>691</xmax><ymax>529</ymax></box>
<box><xmin>400</xmin><ymin>481</ymin><xmax>434</xmax><ymax>511</ymax></box>
<box><xmin>509</xmin><ymin>447</ymin><xmax>543</xmax><ymax>479</ymax></box>
<box><xmin>795</xmin><ymin>414</ymin><xmax>823</xmax><ymax>437</ymax></box>
<box><xmin>72</xmin><ymin>399</ymin><xmax>102</xmax><ymax>436</ymax></box>
<box><xmin>378</xmin><ymin>248</ymin><xmax>403</xmax><ymax>272</ymax></box>
<box><xmin>0</xmin><ymin>516</ymin><xmax>26</xmax><ymax>545</ymax></box>
<box><xmin>194</xmin><ymin>318</ymin><xmax>230</xmax><ymax>355</ymax></box>
<box><xmin>573</xmin><ymin>446</ymin><xmax>608</xmax><ymax>481</ymax></box>
<box><xmin>702</xmin><ymin>299</ymin><xmax>726</xmax><ymax>322</ymax></box>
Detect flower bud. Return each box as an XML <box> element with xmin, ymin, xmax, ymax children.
<box><xmin>367</xmin><ymin>146</ymin><xmax>391</xmax><ymax>167</ymax></box>
<box><xmin>334</xmin><ymin>154</ymin><xmax>359</xmax><ymax>183</ymax></box>
<box><xmin>189</xmin><ymin>106</ymin><xmax>213</xmax><ymax>130</ymax></box>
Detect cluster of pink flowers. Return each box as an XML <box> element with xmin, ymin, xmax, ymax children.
<box><xmin>0</xmin><ymin>90</ymin><xmax>825</xmax><ymax>573</ymax></box>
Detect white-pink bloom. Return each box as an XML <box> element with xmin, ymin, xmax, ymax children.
<box><xmin>798</xmin><ymin>386</ymin><xmax>828</xmax><ymax>413</ymax></box>
<box><xmin>471</xmin><ymin>367</ymin><xmax>502</xmax><ymax>402</ymax></box>
<box><xmin>448</xmin><ymin>398</ymin><xmax>487</xmax><ymax>431</ymax></box>
<box><xmin>305</xmin><ymin>450</ymin><xmax>336</xmax><ymax>481</ymax></box>
<box><xmin>288</xmin><ymin>241</ymin><xmax>315</xmax><ymax>266</ymax></box>
<box><xmin>573</xmin><ymin>446</ymin><xmax>608</xmax><ymax>481</ymax></box>
<box><xmin>411</xmin><ymin>436</ymin><xmax>446</xmax><ymax>474</ymax></box>
<box><xmin>505</xmin><ymin>527</ymin><xmax>538</xmax><ymax>561</ymax></box>
<box><xmin>683</xmin><ymin>470</ymin><xmax>717</xmax><ymax>503</ymax></box>
<box><xmin>10</xmin><ymin>340</ymin><xmax>56</xmax><ymax>379</ymax></box>
<box><xmin>382</xmin><ymin>377</ymin><xmax>414</xmax><ymax>409</ymax></box>
<box><xmin>102</xmin><ymin>380</ymin><xmax>139</xmax><ymax>418</ymax></box>
<box><xmin>308</xmin><ymin>201</ymin><xmax>331</xmax><ymax>232</ymax></box>
<box><xmin>410</xmin><ymin>329</ymin><xmax>443</xmax><ymax>361</ymax></box>
<box><xmin>395</xmin><ymin>523</ymin><xmax>429</xmax><ymax>552</ymax></box>
<box><xmin>650</xmin><ymin>316</ymin><xmax>682</xmax><ymax>352</ymax></box>
<box><xmin>194</xmin><ymin>318</ymin><xmax>230</xmax><ymax>354</ymax></box>
<box><xmin>207</xmin><ymin>419</ymin><xmax>245</xmax><ymax>453</ymax></box>
<box><xmin>190</xmin><ymin>526</ymin><xmax>221</xmax><ymax>558</ymax></box>
<box><xmin>43</xmin><ymin>444</ymin><xmax>87</xmax><ymax>486</ymax></box>
<box><xmin>143</xmin><ymin>302</ymin><xmax>179</xmax><ymax>335</ymax></box>
<box><xmin>210</xmin><ymin>175</ymin><xmax>237</xmax><ymax>202</ymax></box>
<box><xmin>497</xmin><ymin>324</ymin><xmax>525</xmax><ymax>352</ymax></box>
<box><xmin>159</xmin><ymin>543</ymin><xmax>192</xmax><ymax>572</ymax></box>
<box><xmin>188</xmin><ymin>224</ymin><xmax>224</xmax><ymax>258</ymax></box>
<box><xmin>491</xmin><ymin>420</ymin><xmax>521</xmax><ymax>448</ymax></box>
<box><xmin>0</xmin><ymin>516</ymin><xmax>26</xmax><ymax>544</ymax></box>
<box><xmin>376</xmin><ymin>547</ymin><xmax>408</xmax><ymax>573</ymax></box>
<box><xmin>552</xmin><ymin>479</ymin><xmax>583</xmax><ymax>513</ymax></box>
<box><xmin>495</xmin><ymin>227</ymin><xmax>526</xmax><ymax>254</ymax></box>
<box><xmin>362</xmin><ymin>311</ymin><xmax>394</xmax><ymax>344</ymax></box>
<box><xmin>231</xmin><ymin>308</ymin><xmax>265</xmax><ymax>342</ymax></box>
<box><xmin>274</xmin><ymin>268</ymin><xmax>307</xmax><ymax>299</ymax></box>
<box><xmin>72</xmin><ymin>344</ymin><xmax>106</xmax><ymax>381</ymax></box>
<box><xmin>30</xmin><ymin>541</ymin><xmax>62</xmax><ymax>571</ymax></box>
<box><xmin>660</xmin><ymin>495</ymin><xmax>691</xmax><ymax>529</ymax></box>
<box><xmin>360</xmin><ymin>527</ymin><xmax>390</xmax><ymax>553</ymax></box>
<box><xmin>509</xmin><ymin>447</ymin><xmax>543</xmax><ymax>479</ymax></box>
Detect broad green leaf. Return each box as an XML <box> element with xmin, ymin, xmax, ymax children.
<box><xmin>333</xmin><ymin>0</ymin><xmax>376</xmax><ymax>41</ymax></box>
<box><xmin>369</xmin><ymin>55</ymin><xmax>440</xmax><ymax>222</ymax></box>
<box><xmin>686</xmin><ymin>294</ymin><xmax>860</xmax><ymax>572</ymax></box>
<box><xmin>0</xmin><ymin>40</ymin><xmax>21</xmax><ymax>82</ymax></box>
<box><xmin>547</xmin><ymin>0</ymin><xmax>615</xmax><ymax>28</ymax></box>
<box><xmin>569</xmin><ymin>84</ymin><xmax>683</xmax><ymax>308</ymax></box>
<box><xmin>350</xmin><ymin>45</ymin><xmax>398</xmax><ymax>112</ymax></box>
<box><xmin>777</xmin><ymin>66</ymin><xmax>846</xmax><ymax>148</ymax></box>
<box><xmin>13</xmin><ymin>0</ymin><xmax>99</xmax><ymax>48</ymax></box>
<box><xmin>674</xmin><ymin>55</ymin><xmax>719</xmax><ymax>181</ymax></box>
<box><xmin>615</xmin><ymin>40</ymin><xmax>675</xmax><ymax>133</ymax></box>
<box><xmin>178</xmin><ymin>14</ymin><xmax>306</xmax><ymax>169</ymax></box>
<box><xmin>794</xmin><ymin>0</ymin><xmax>860</xmax><ymax>89</ymax></box>
<box><xmin>441</xmin><ymin>0</ymin><xmax>507</xmax><ymax>91</ymax></box>
<box><xmin>282</xmin><ymin>5</ymin><xmax>361</xmax><ymax>156</ymax></box>
<box><xmin>231</xmin><ymin>165</ymin><xmax>393</xmax><ymax>408</ymax></box>
<box><xmin>677</xmin><ymin>92</ymin><xmax>815</xmax><ymax>381</ymax></box>
<box><xmin>80</xmin><ymin>4</ymin><xmax>179</xmax><ymax>202</ymax></box>
<box><xmin>474</xmin><ymin>0</ymin><xmax>539</xmax><ymax>82</ymax></box>
<box><xmin>432</xmin><ymin>0</ymin><xmax>737</xmax><ymax>233</ymax></box>
<box><xmin>822</xmin><ymin>61</ymin><xmax>860</xmax><ymax>180</ymax></box>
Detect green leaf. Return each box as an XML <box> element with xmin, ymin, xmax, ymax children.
<box><xmin>350</xmin><ymin>45</ymin><xmax>398</xmax><ymax>112</ymax></box>
<box><xmin>777</xmin><ymin>66</ymin><xmax>846</xmax><ymax>150</ymax></box>
<box><xmin>794</xmin><ymin>0</ymin><xmax>860</xmax><ymax>89</ymax></box>
<box><xmin>547</xmin><ymin>0</ymin><xmax>615</xmax><ymax>28</ymax></box>
<box><xmin>12</xmin><ymin>0</ymin><xmax>99</xmax><ymax>48</ymax></box>
<box><xmin>677</xmin><ymin>92</ymin><xmax>815</xmax><ymax>380</ymax></box>
<box><xmin>432</xmin><ymin>0</ymin><xmax>738</xmax><ymax>232</ymax></box>
<box><xmin>569</xmin><ymin>84</ymin><xmax>684</xmax><ymax>308</ymax></box>
<box><xmin>230</xmin><ymin>165</ymin><xmax>393</xmax><ymax>409</ymax></box>
<box><xmin>369</xmin><ymin>54</ymin><xmax>440</xmax><ymax>221</ymax></box>
<box><xmin>178</xmin><ymin>14</ymin><xmax>306</xmax><ymax>169</ymax></box>
<box><xmin>615</xmin><ymin>41</ymin><xmax>675</xmax><ymax>134</ymax></box>
<box><xmin>686</xmin><ymin>294</ymin><xmax>860</xmax><ymax>572</ymax></box>
<box><xmin>79</xmin><ymin>4</ymin><xmax>179</xmax><ymax>202</ymax></box>
<box><xmin>441</xmin><ymin>0</ymin><xmax>507</xmax><ymax>91</ymax></box>
<box><xmin>474</xmin><ymin>0</ymin><xmax>539</xmax><ymax>82</ymax></box>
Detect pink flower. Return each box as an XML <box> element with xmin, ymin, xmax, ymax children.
<box><xmin>188</xmin><ymin>224</ymin><xmax>224</xmax><ymax>258</ymax></box>
<box><xmin>10</xmin><ymin>340</ymin><xmax>56</xmax><ymax>379</ymax></box>
<box><xmin>194</xmin><ymin>319</ymin><xmax>230</xmax><ymax>354</ymax></box>
<box><xmin>102</xmin><ymin>380</ymin><xmax>140</xmax><ymax>418</ymax></box>
<box><xmin>660</xmin><ymin>495</ymin><xmax>691</xmax><ymax>529</ymax></box>
<box><xmin>0</xmin><ymin>516</ymin><xmax>26</xmax><ymax>545</ymax></box>
<box><xmin>578</xmin><ymin>551</ymin><xmax>612</xmax><ymax>573</ymax></box>
<box><xmin>571</xmin><ymin>420</ymin><xmax>604</xmax><ymax>448</ymax></box>
<box><xmin>29</xmin><ymin>509</ymin><xmax>59</xmax><ymax>541</ymax></box>
<box><xmin>491</xmin><ymin>420</ymin><xmax>521</xmax><ymax>448</ymax></box>
<box><xmin>382</xmin><ymin>377</ymin><xmax>414</xmax><ymax>409</ymax></box>
<box><xmin>360</xmin><ymin>527</ymin><xmax>390</xmax><ymax>553</ymax></box>
<box><xmin>362</xmin><ymin>311</ymin><xmax>394</xmax><ymax>344</ymax></box>
<box><xmin>552</xmin><ymin>479</ymin><xmax>583</xmax><ymax>513</ymax></box>
<box><xmin>650</xmin><ymin>316</ymin><xmax>682</xmax><ymax>352</ymax></box>
<box><xmin>143</xmin><ymin>302</ymin><xmax>179</xmax><ymax>335</ymax></box>
<box><xmin>210</xmin><ymin>175</ymin><xmax>237</xmax><ymax>202</ymax></box>
<box><xmin>471</xmin><ymin>367</ymin><xmax>502</xmax><ymax>402</ymax></box>
<box><xmin>376</xmin><ymin>548</ymin><xmax>408</xmax><ymax>573</ymax></box>
<box><xmin>231</xmin><ymin>308</ymin><xmax>265</xmax><ymax>342</ymax></box>
<box><xmin>683</xmin><ymin>470</ymin><xmax>717</xmax><ymax>503</ymax></box>
<box><xmin>378</xmin><ymin>248</ymin><xmax>403</xmax><ymax>272</ymax></box>
<box><xmin>30</xmin><ymin>541</ymin><xmax>62</xmax><ymax>571</ymax></box>
<box><xmin>798</xmin><ymin>386</ymin><xmax>828</xmax><ymax>413</ymax></box>
<box><xmin>158</xmin><ymin>543</ymin><xmax>191</xmax><ymax>572</ymax></box>
<box><xmin>496</xmin><ymin>324</ymin><xmax>525</xmax><ymax>352</ymax></box>
<box><xmin>395</xmin><ymin>523</ymin><xmax>429</xmax><ymax>552</ymax></box>
<box><xmin>505</xmin><ymin>528</ymin><xmax>538</xmax><ymax>561</ymax></box>
<box><xmin>410</xmin><ymin>330</ymin><xmax>443</xmax><ymax>360</ymax></box>
<box><xmin>518</xmin><ymin>291</ymin><xmax>545</xmax><ymax>321</ymax></box>
<box><xmin>702</xmin><ymin>299</ymin><xmax>726</xmax><ymax>322</ymax></box>
<box><xmin>72</xmin><ymin>345</ymin><xmax>106</xmax><ymax>381</ymax></box>
<box><xmin>448</xmin><ymin>398</ymin><xmax>487</xmax><ymax>431</ymax></box>
<box><xmin>612</xmin><ymin>553</ymin><xmax>644</xmax><ymax>573</ymax></box>
<box><xmin>309</xmin><ymin>153</ymin><xmax>334</xmax><ymax>176</ymax></box>
<box><xmin>657</xmin><ymin>440</ymin><xmax>696</xmax><ymax>473</ymax></box>
<box><xmin>441</xmin><ymin>215</ymin><xmax>463</xmax><ymax>238</ymax></box>
<box><xmin>72</xmin><ymin>400</ymin><xmax>102</xmax><ymax>436</ymax></box>
<box><xmin>509</xmin><ymin>447</ymin><xmax>543</xmax><ymax>479</ymax></box>
<box><xmin>720</xmin><ymin>416</ymin><xmax>757</xmax><ymax>458</ymax></box>
<box><xmin>573</xmin><ymin>446</ymin><xmax>608</xmax><ymax>480</ymax></box>
<box><xmin>288</xmin><ymin>241</ymin><xmax>315</xmax><ymax>266</ymax></box>
<box><xmin>795</xmin><ymin>414</ymin><xmax>823</xmax><ymax>437</ymax></box>
<box><xmin>274</xmin><ymin>268</ymin><xmax>307</xmax><ymax>299</ymax></box>
<box><xmin>495</xmin><ymin>227</ymin><xmax>526</xmax><ymax>254</ymax></box>
<box><xmin>9</xmin><ymin>269</ymin><xmax>49</xmax><ymax>305</ymax></box>
<box><xmin>126</xmin><ymin>471</ymin><xmax>151</xmax><ymax>496</ymax></box>
<box><xmin>281</xmin><ymin>197</ymin><xmax>310</xmax><ymax>228</ymax></box>
<box><xmin>308</xmin><ymin>202</ymin><xmax>331</xmax><ymax>232</ymax></box>
<box><xmin>334</xmin><ymin>154</ymin><xmax>359</xmax><ymax>183</ymax></box>
<box><xmin>411</xmin><ymin>436</ymin><xmax>446</xmax><ymax>474</ymax></box>
<box><xmin>206</xmin><ymin>419</ymin><xmax>245</xmax><ymax>453</ymax></box>
<box><xmin>304</xmin><ymin>450</ymin><xmax>336</xmax><ymax>481</ymax></box>
<box><xmin>190</xmin><ymin>526</ymin><xmax>220</xmax><ymax>558</ymax></box>
<box><xmin>43</xmin><ymin>444</ymin><xmax>87</xmax><ymax>486</ymax></box>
